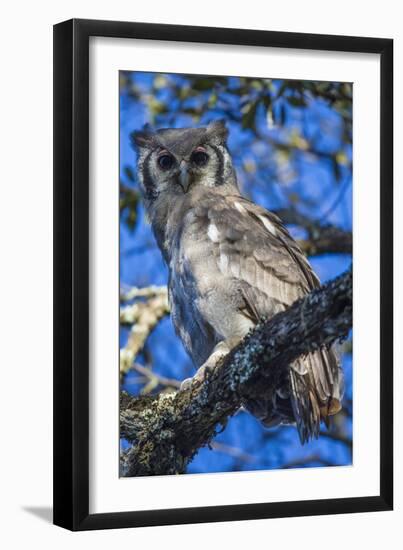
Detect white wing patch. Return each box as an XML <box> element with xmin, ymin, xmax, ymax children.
<box><xmin>207</xmin><ymin>223</ymin><xmax>220</xmax><ymax>242</ymax></box>
<box><xmin>219</xmin><ymin>253</ymin><xmax>229</xmax><ymax>273</ymax></box>
<box><xmin>258</xmin><ymin>214</ymin><xmax>277</xmax><ymax>236</ymax></box>
<box><xmin>234</xmin><ymin>201</ymin><xmax>247</xmax><ymax>214</ymax></box>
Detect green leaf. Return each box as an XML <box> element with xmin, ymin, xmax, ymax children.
<box><xmin>208</xmin><ymin>91</ymin><xmax>217</xmax><ymax>108</ymax></box>
<box><xmin>262</xmin><ymin>95</ymin><xmax>272</xmax><ymax>108</ymax></box>
<box><xmin>191</xmin><ymin>79</ymin><xmax>215</xmax><ymax>91</ymax></box>
<box><xmin>286</xmin><ymin>95</ymin><xmax>307</xmax><ymax>107</ymax></box>
<box><xmin>241</xmin><ymin>99</ymin><xmax>259</xmax><ymax>130</ymax></box>
<box><xmin>191</xmin><ymin>76</ymin><xmax>227</xmax><ymax>91</ymax></box>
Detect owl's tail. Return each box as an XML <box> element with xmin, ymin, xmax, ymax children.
<box><xmin>288</xmin><ymin>348</ymin><xmax>344</xmax><ymax>444</ymax></box>
<box><xmin>243</xmin><ymin>347</ymin><xmax>344</xmax><ymax>444</ymax></box>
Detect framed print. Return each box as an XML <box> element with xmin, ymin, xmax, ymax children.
<box><xmin>53</xmin><ymin>19</ymin><xmax>393</xmax><ymax>531</ymax></box>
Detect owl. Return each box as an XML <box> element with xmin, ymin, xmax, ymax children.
<box><xmin>132</xmin><ymin>120</ymin><xmax>344</xmax><ymax>443</ymax></box>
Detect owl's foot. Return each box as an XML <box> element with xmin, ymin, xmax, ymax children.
<box><xmin>180</xmin><ymin>341</ymin><xmax>231</xmax><ymax>391</ymax></box>
<box><xmin>180</xmin><ymin>364</ymin><xmax>214</xmax><ymax>391</ymax></box>
<box><xmin>179</xmin><ymin>378</ymin><xmax>192</xmax><ymax>391</ymax></box>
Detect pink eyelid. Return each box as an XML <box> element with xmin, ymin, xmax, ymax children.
<box><xmin>157</xmin><ymin>149</ymin><xmax>171</xmax><ymax>157</ymax></box>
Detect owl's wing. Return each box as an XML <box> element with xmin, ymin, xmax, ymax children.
<box><xmin>205</xmin><ymin>194</ymin><xmax>343</xmax><ymax>443</ymax></box>
<box><xmin>207</xmin><ymin>195</ymin><xmax>318</xmax><ymax>318</ymax></box>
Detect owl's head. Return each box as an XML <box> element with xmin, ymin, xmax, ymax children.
<box><xmin>131</xmin><ymin>120</ymin><xmax>237</xmax><ymax>203</ymax></box>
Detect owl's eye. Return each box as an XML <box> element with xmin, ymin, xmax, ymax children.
<box><xmin>158</xmin><ymin>154</ymin><xmax>175</xmax><ymax>170</ymax></box>
<box><xmin>191</xmin><ymin>150</ymin><xmax>209</xmax><ymax>167</ymax></box>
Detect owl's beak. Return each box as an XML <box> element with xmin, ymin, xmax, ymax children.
<box><xmin>178</xmin><ymin>160</ymin><xmax>191</xmax><ymax>193</ymax></box>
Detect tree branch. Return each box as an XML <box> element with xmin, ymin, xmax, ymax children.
<box><xmin>273</xmin><ymin>208</ymin><xmax>352</xmax><ymax>256</ymax></box>
<box><xmin>120</xmin><ymin>286</ymin><xmax>169</xmax><ymax>379</ymax></box>
<box><xmin>120</xmin><ymin>268</ymin><xmax>352</xmax><ymax>477</ymax></box>
<box><xmin>297</xmin><ymin>226</ymin><xmax>352</xmax><ymax>256</ymax></box>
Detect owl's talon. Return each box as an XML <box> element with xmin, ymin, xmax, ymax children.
<box><xmin>180</xmin><ymin>364</ymin><xmax>215</xmax><ymax>391</ymax></box>
<box><xmin>195</xmin><ymin>364</ymin><xmax>214</xmax><ymax>381</ymax></box>
<box><xmin>180</xmin><ymin>377</ymin><xmax>193</xmax><ymax>391</ymax></box>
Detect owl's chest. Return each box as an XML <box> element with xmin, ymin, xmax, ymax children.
<box><xmin>167</xmin><ymin>226</ymin><xmax>228</xmax><ymax>365</ymax></box>
<box><xmin>168</xmin><ymin>234</ymin><xmax>218</xmax><ymax>365</ymax></box>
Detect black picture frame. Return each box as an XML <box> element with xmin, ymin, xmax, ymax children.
<box><xmin>53</xmin><ymin>18</ymin><xmax>393</xmax><ymax>531</ymax></box>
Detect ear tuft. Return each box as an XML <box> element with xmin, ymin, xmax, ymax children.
<box><xmin>206</xmin><ymin>119</ymin><xmax>228</xmax><ymax>143</ymax></box>
<box><xmin>130</xmin><ymin>126</ymin><xmax>156</xmax><ymax>150</ymax></box>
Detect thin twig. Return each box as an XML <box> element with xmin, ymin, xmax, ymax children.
<box><xmin>131</xmin><ymin>362</ymin><xmax>181</xmax><ymax>391</ymax></box>
<box><xmin>210</xmin><ymin>442</ymin><xmax>257</xmax><ymax>464</ymax></box>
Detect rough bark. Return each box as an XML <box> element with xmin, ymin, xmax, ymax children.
<box><xmin>120</xmin><ymin>268</ymin><xmax>352</xmax><ymax>477</ymax></box>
